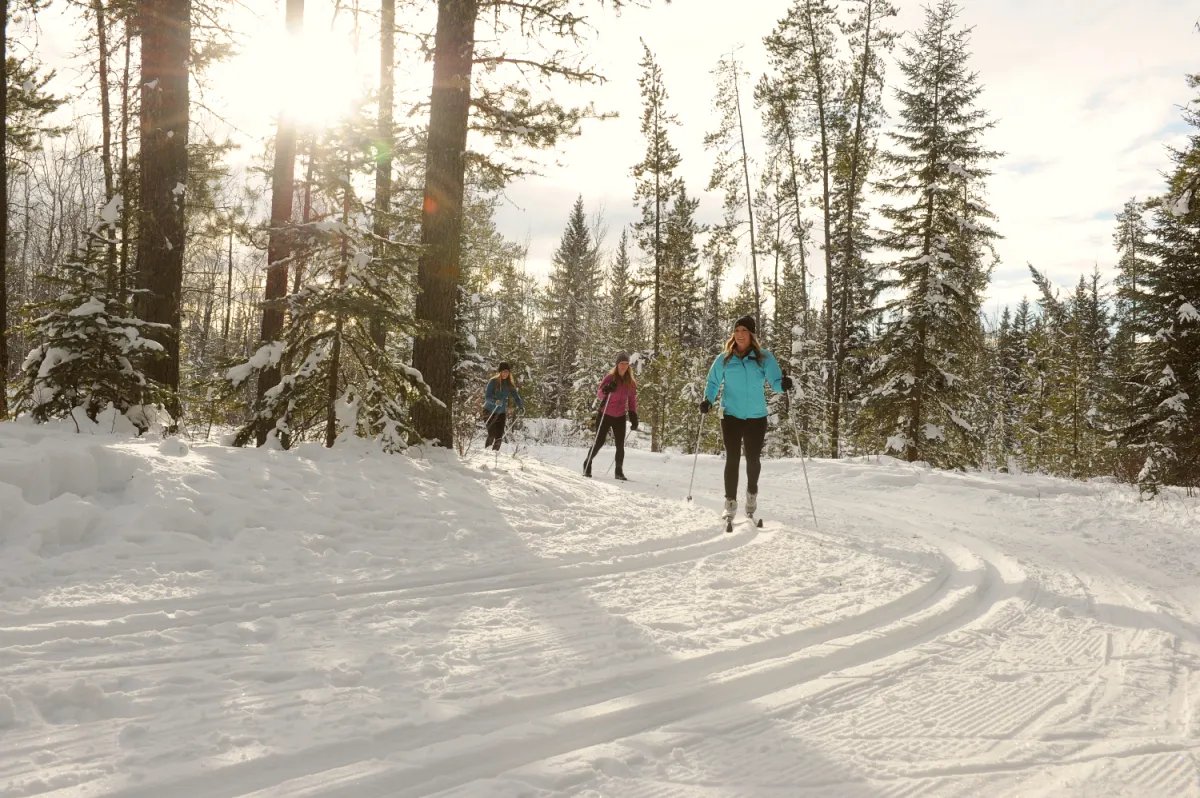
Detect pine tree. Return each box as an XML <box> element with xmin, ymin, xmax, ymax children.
<box><xmin>14</xmin><ymin>214</ymin><xmax>164</xmax><ymax>427</ymax></box>
<box><xmin>1114</xmin><ymin>197</ymin><xmax>1152</xmax><ymax>331</ymax></box>
<box><xmin>859</xmin><ymin>0</ymin><xmax>1000</xmax><ymax>468</ymax></box>
<box><xmin>608</xmin><ymin>229</ymin><xmax>642</xmax><ymax>349</ymax></box>
<box><xmin>545</xmin><ymin>196</ymin><xmax>600</xmax><ymax>417</ymax></box>
<box><xmin>829</xmin><ymin>0</ymin><xmax>897</xmax><ymax>457</ymax></box>
<box><xmin>705</xmin><ymin>51</ymin><xmax>761</xmax><ymax>318</ymax></box>
<box><xmin>764</xmin><ymin>0</ymin><xmax>843</xmax><ymax>456</ymax></box>
<box><xmin>134</xmin><ymin>0</ymin><xmax>191</xmax><ymax>415</ymax></box>
<box><xmin>1125</xmin><ymin>204</ymin><xmax>1200</xmax><ymax>494</ymax></box>
<box><xmin>222</xmin><ymin>111</ymin><xmax>432</xmax><ymax>452</ymax></box>
<box><xmin>661</xmin><ymin>186</ymin><xmax>704</xmax><ymax>347</ymax></box>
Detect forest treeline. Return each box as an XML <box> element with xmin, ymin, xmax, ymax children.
<box><xmin>2</xmin><ymin>0</ymin><xmax>1198</xmax><ymax>495</ymax></box>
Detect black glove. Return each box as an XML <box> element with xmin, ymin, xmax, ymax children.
<box><xmin>601</xmin><ymin>379</ymin><xmax>617</xmax><ymax>395</ymax></box>
<box><xmin>780</xmin><ymin>375</ymin><xmax>794</xmax><ymax>392</ymax></box>
<box><xmin>629</xmin><ymin>411</ymin><xmax>639</xmax><ymax>431</ymax></box>
<box><xmin>699</xmin><ymin>399</ymin><xmax>712</xmax><ymax>415</ymax></box>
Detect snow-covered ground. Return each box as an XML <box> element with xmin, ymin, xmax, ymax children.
<box><xmin>2</xmin><ymin>417</ymin><xmax>1199</xmax><ymax>797</ymax></box>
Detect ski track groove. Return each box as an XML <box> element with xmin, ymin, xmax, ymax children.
<box><xmin>0</xmin><ymin>523</ymin><xmax>766</xmax><ymax>648</ymax></box>
<box><xmin>13</xmin><ymin>447</ymin><xmax>1198</xmax><ymax>797</ymax></box>
<box><xmin>101</xmin><ymin>535</ymin><xmax>996</xmax><ymax>798</ymax></box>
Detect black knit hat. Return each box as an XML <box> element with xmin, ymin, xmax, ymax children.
<box><xmin>614</xmin><ymin>351</ymin><xmax>630</xmax><ymax>366</ymax></box>
<box><xmin>498</xmin><ymin>361</ymin><xmax>512</xmax><ymax>372</ymax></box>
<box><xmin>734</xmin><ymin>315</ymin><xmax>757</xmax><ymax>335</ymax></box>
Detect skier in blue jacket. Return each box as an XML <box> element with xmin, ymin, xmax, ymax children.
<box><xmin>482</xmin><ymin>362</ymin><xmax>524</xmax><ymax>451</ymax></box>
<box><xmin>700</xmin><ymin>316</ymin><xmax>793</xmax><ymax>521</ymax></box>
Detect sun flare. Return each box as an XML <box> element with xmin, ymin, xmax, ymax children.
<box><xmin>247</xmin><ymin>25</ymin><xmax>372</xmax><ymax>128</ymax></box>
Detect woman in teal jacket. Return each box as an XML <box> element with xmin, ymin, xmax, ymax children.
<box><xmin>482</xmin><ymin>362</ymin><xmax>524</xmax><ymax>451</ymax></box>
<box><xmin>700</xmin><ymin>316</ymin><xmax>793</xmax><ymax>520</ymax></box>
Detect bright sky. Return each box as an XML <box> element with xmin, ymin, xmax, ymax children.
<box><xmin>491</xmin><ymin>0</ymin><xmax>1199</xmax><ymax>316</ymax></box>
<box><xmin>25</xmin><ymin>0</ymin><xmax>1199</xmax><ymax>316</ymax></box>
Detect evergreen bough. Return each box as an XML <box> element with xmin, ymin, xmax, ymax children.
<box><xmin>13</xmin><ymin>223</ymin><xmax>165</xmax><ymax>428</ymax></box>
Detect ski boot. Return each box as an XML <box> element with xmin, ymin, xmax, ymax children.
<box><xmin>583</xmin><ymin>457</ymin><xmax>593</xmax><ymax>478</ymax></box>
<box><xmin>614</xmin><ymin>466</ymin><xmax>628</xmax><ymax>482</ymax></box>
<box><xmin>745</xmin><ymin>492</ymin><xmax>763</xmax><ymax>528</ymax></box>
<box><xmin>722</xmin><ymin>499</ymin><xmax>737</xmax><ymax>533</ymax></box>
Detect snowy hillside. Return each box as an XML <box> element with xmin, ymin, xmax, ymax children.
<box><xmin>2</xmin><ymin>418</ymin><xmax>1199</xmax><ymax>797</ymax></box>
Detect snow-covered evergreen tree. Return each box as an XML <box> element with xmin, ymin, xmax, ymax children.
<box><xmin>545</xmin><ymin>196</ymin><xmax>601</xmax><ymax>418</ymax></box>
<box><xmin>1124</xmin><ymin>200</ymin><xmax>1200</xmax><ymax>494</ymax></box>
<box><xmin>14</xmin><ymin>207</ymin><xmax>166</xmax><ymax>428</ymax></box>
<box><xmin>858</xmin><ymin>0</ymin><xmax>1000</xmax><ymax>468</ymax></box>
<box><xmin>222</xmin><ymin>219</ymin><xmax>432</xmax><ymax>451</ymax></box>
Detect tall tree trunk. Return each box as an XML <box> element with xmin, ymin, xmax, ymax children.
<box><xmin>293</xmin><ymin>137</ymin><xmax>315</xmax><ymax>295</ymax></box>
<box><xmin>651</xmin><ymin>101</ymin><xmax>662</xmax><ymax>453</ymax></box>
<box><xmin>134</xmin><ymin>0</ymin><xmax>191</xmax><ymax>416</ymax></box>
<box><xmin>94</xmin><ymin>0</ymin><xmax>117</xmax><ymax>279</ymax></box>
<box><xmin>802</xmin><ymin>7</ymin><xmax>837</xmax><ymax>458</ymax></box>
<box><xmin>732</xmin><ymin>65</ymin><xmax>760</xmax><ymax>320</ymax></box>
<box><xmin>223</xmin><ymin>227</ymin><xmax>233</xmax><ymax>340</ymax></box>
<box><xmin>327</xmin><ymin>159</ymin><xmax>351</xmax><ymax>448</ymax></box>
<box><xmin>832</xmin><ymin>0</ymin><xmax>877</xmax><ymax>466</ymax></box>
<box><xmin>256</xmin><ymin>0</ymin><xmax>304</xmax><ymax>444</ymax></box>
<box><xmin>1</xmin><ymin>0</ymin><xmax>8</xmax><ymax>420</ymax></box>
<box><xmin>781</xmin><ymin>116</ymin><xmax>808</xmax><ymax>320</ymax></box>
<box><xmin>119</xmin><ymin>17</ymin><xmax>131</xmax><ymax>295</ymax></box>
<box><xmin>772</xmin><ymin>203</ymin><xmax>780</xmax><ymax>350</ymax></box>
<box><xmin>411</xmin><ymin>0</ymin><xmax>478</xmax><ymax>447</ymax></box>
<box><xmin>370</xmin><ymin>0</ymin><xmax>394</xmax><ymax>350</ymax></box>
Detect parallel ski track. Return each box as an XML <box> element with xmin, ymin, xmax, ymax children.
<box><xmin>1</xmin><ymin>521</ymin><xmax>765</xmax><ymax>648</ymax></box>
<box><xmin>101</xmin><ymin>531</ymin><xmax>986</xmax><ymax>798</ymax></box>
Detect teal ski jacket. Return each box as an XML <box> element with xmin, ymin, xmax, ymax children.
<box><xmin>704</xmin><ymin>348</ymin><xmax>785</xmax><ymax>420</ymax></box>
<box><xmin>483</xmin><ymin>377</ymin><xmax>523</xmax><ymax>414</ymax></box>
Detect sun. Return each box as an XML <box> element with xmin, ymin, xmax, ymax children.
<box><xmin>241</xmin><ymin>24</ymin><xmax>371</xmax><ymax>129</ymax></box>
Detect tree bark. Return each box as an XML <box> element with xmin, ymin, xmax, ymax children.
<box><xmin>94</xmin><ymin>0</ymin><xmax>117</xmax><ymax>279</ymax></box>
<box><xmin>134</xmin><ymin>0</ymin><xmax>190</xmax><ymax>416</ymax></box>
<box><xmin>732</xmin><ymin>64</ymin><xmax>760</xmax><ymax>321</ymax></box>
<box><xmin>119</xmin><ymin>16</ymin><xmax>131</xmax><ymax>295</ymax></box>
<box><xmin>801</xmin><ymin>3</ymin><xmax>837</xmax><ymax>458</ymax></box>
<box><xmin>1</xmin><ymin>0</ymin><xmax>8</xmax><ymax>419</ymax></box>
<box><xmin>411</xmin><ymin>0</ymin><xmax>478</xmax><ymax>448</ymax></box>
<box><xmin>651</xmin><ymin>98</ymin><xmax>661</xmax><ymax>453</ymax></box>
<box><xmin>833</xmin><ymin>0</ymin><xmax>877</xmax><ymax>466</ymax></box>
<box><xmin>256</xmin><ymin>0</ymin><xmax>304</xmax><ymax>444</ymax></box>
<box><xmin>222</xmin><ymin>227</ymin><xmax>233</xmax><ymax>340</ymax></box>
<box><xmin>370</xmin><ymin>0</ymin><xmax>394</xmax><ymax>350</ymax></box>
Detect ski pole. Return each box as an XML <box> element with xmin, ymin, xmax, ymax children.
<box><xmin>783</xmin><ymin>373</ymin><xmax>819</xmax><ymax>531</ymax></box>
<box><xmin>685</xmin><ymin>406</ymin><xmax>705</xmax><ymax>502</ymax></box>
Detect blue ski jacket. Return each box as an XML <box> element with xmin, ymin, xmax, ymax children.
<box><xmin>483</xmin><ymin>377</ymin><xmax>523</xmax><ymax>414</ymax></box>
<box><xmin>704</xmin><ymin>348</ymin><xmax>785</xmax><ymax>420</ymax></box>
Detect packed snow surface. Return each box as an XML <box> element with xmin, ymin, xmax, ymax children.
<box><xmin>1</xmin><ymin>418</ymin><xmax>1199</xmax><ymax>797</ymax></box>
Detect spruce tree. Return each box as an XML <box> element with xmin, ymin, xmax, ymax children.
<box><xmin>829</xmin><ymin>0</ymin><xmax>898</xmax><ymax>459</ymax></box>
<box><xmin>859</xmin><ymin>0</ymin><xmax>1000</xmax><ymax>468</ymax></box>
<box><xmin>222</xmin><ymin>111</ymin><xmax>432</xmax><ymax>451</ymax></box>
<box><xmin>1125</xmin><ymin>203</ymin><xmax>1200</xmax><ymax>494</ymax></box>
<box><xmin>632</xmin><ymin>41</ymin><xmax>682</xmax><ymax>452</ymax></box>
<box><xmin>705</xmin><ymin>52</ymin><xmax>761</xmax><ymax>318</ymax></box>
<box><xmin>764</xmin><ymin>0</ymin><xmax>843</xmax><ymax>456</ymax></box>
<box><xmin>14</xmin><ymin>215</ymin><xmax>164</xmax><ymax>427</ymax></box>
<box><xmin>545</xmin><ymin>196</ymin><xmax>600</xmax><ymax>417</ymax></box>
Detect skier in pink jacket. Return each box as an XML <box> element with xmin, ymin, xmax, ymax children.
<box><xmin>583</xmin><ymin>351</ymin><xmax>638</xmax><ymax>481</ymax></box>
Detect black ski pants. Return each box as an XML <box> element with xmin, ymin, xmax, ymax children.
<box><xmin>587</xmin><ymin>414</ymin><xmax>627</xmax><ymax>468</ymax></box>
<box><xmin>484</xmin><ymin>412</ymin><xmax>507</xmax><ymax>451</ymax></box>
<box><xmin>721</xmin><ymin>414</ymin><xmax>768</xmax><ymax>500</ymax></box>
